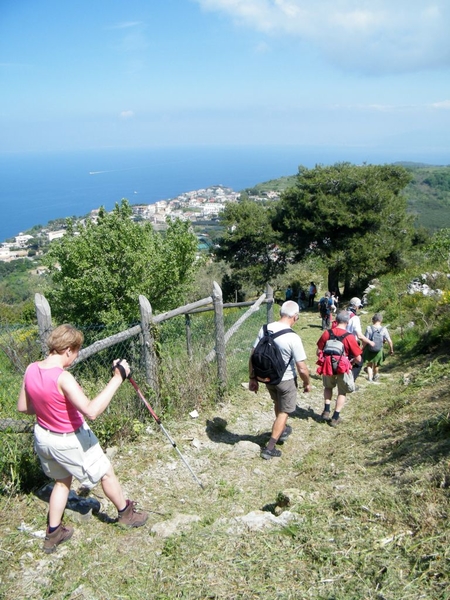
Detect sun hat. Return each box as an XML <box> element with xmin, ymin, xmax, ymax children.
<box><xmin>349</xmin><ymin>297</ymin><xmax>362</xmax><ymax>307</ymax></box>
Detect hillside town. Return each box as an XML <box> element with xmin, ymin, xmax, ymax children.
<box><xmin>0</xmin><ymin>185</ymin><xmax>280</xmax><ymax>263</ymax></box>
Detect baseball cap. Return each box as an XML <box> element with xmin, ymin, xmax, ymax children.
<box><xmin>349</xmin><ymin>297</ymin><xmax>362</xmax><ymax>307</ymax></box>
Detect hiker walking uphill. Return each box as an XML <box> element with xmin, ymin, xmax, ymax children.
<box><xmin>249</xmin><ymin>301</ymin><xmax>311</xmax><ymax>460</ymax></box>
<box><xmin>17</xmin><ymin>324</ymin><xmax>148</xmax><ymax>554</ymax></box>
<box><xmin>316</xmin><ymin>311</ymin><xmax>362</xmax><ymax>427</ymax></box>
<box><xmin>362</xmin><ymin>313</ymin><xmax>394</xmax><ymax>382</ymax></box>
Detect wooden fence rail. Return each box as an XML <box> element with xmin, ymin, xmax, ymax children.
<box><xmin>34</xmin><ymin>282</ymin><xmax>274</xmax><ymax>401</ymax></box>
<box><xmin>0</xmin><ymin>284</ymin><xmax>275</xmax><ymax>432</ymax></box>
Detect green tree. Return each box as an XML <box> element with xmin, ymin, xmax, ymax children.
<box><xmin>426</xmin><ymin>228</ymin><xmax>450</xmax><ymax>269</ymax></box>
<box><xmin>215</xmin><ymin>199</ymin><xmax>286</xmax><ymax>289</ymax></box>
<box><xmin>272</xmin><ymin>163</ymin><xmax>414</xmax><ymax>295</ymax></box>
<box><xmin>45</xmin><ymin>200</ymin><xmax>198</xmax><ymax>326</ymax></box>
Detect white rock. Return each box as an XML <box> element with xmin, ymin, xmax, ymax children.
<box><xmin>151</xmin><ymin>513</ymin><xmax>201</xmax><ymax>537</ymax></box>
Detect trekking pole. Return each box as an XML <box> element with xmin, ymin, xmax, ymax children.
<box><xmin>128</xmin><ymin>376</ymin><xmax>204</xmax><ymax>490</ymax></box>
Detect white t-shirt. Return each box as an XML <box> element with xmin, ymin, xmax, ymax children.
<box><xmin>253</xmin><ymin>321</ymin><xmax>307</xmax><ymax>382</ymax></box>
<box><xmin>346</xmin><ymin>313</ymin><xmax>362</xmax><ymax>340</ymax></box>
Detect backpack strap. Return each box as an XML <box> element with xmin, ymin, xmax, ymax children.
<box><xmin>333</xmin><ymin>331</ymin><xmax>350</xmax><ymax>342</ymax></box>
<box><xmin>264</xmin><ymin>326</ymin><xmax>293</xmax><ymax>366</ymax></box>
<box><xmin>267</xmin><ymin>327</ymin><xmax>293</xmax><ymax>340</ymax></box>
<box><xmin>327</xmin><ymin>330</ymin><xmax>350</xmax><ymax>342</ymax></box>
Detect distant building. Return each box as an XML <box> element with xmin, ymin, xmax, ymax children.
<box><xmin>202</xmin><ymin>203</ymin><xmax>225</xmax><ymax>216</ymax></box>
<box><xmin>0</xmin><ymin>247</ymin><xmax>11</xmax><ymax>261</ymax></box>
<box><xmin>48</xmin><ymin>230</ymin><xmax>66</xmax><ymax>241</ymax></box>
<box><xmin>15</xmin><ymin>234</ymin><xmax>33</xmax><ymax>248</ymax></box>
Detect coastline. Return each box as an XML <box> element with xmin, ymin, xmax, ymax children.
<box><xmin>2</xmin><ymin>145</ymin><xmax>449</xmax><ymax>244</ymax></box>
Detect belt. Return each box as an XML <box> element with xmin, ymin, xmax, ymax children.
<box><xmin>38</xmin><ymin>424</ymin><xmax>82</xmax><ymax>436</ymax></box>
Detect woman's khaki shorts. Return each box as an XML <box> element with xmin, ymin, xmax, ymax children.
<box><xmin>34</xmin><ymin>423</ymin><xmax>111</xmax><ymax>489</ymax></box>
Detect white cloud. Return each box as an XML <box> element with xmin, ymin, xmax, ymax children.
<box><xmin>431</xmin><ymin>100</ymin><xmax>450</xmax><ymax>109</ymax></box>
<box><xmin>108</xmin><ymin>21</ymin><xmax>144</xmax><ymax>30</ymax></box>
<box><xmin>120</xmin><ymin>110</ymin><xmax>134</xmax><ymax>119</ymax></box>
<box><xmin>194</xmin><ymin>0</ymin><xmax>450</xmax><ymax>74</ymax></box>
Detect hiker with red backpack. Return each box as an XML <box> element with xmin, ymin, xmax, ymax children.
<box><xmin>362</xmin><ymin>313</ymin><xmax>394</xmax><ymax>382</ymax></box>
<box><xmin>249</xmin><ymin>301</ymin><xmax>311</xmax><ymax>460</ymax></box>
<box><xmin>316</xmin><ymin>311</ymin><xmax>362</xmax><ymax>427</ymax></box>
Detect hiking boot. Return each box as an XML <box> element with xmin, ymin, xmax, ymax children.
<box><xmin>321</xmin><ymin>410</ymin><xmax>331</xmax><ymax>421</ymax></box>
<box><xmin>278</xmin><ymin>425</ymin><xmax>292</xmax><ymax>443</ymax></box>
<box><xmin>330</xmin><ymin>417</ymin><xmax>342</xmax><ymax>428</ymax></box>
<box><xmin>43</xmin><ymin>524</ymin><xmax>74</xmax><ymax>554</ymax></box>
<box><xmin>117</xmin><ymin>500</ymin><xmax>148</xmax><ymax>528</ymax></box>
<box><xmin>373</xmin><ymin>374</ymin><xmax>380</xmax><ymax>382</ymax></box>
<box><xmin>260</xmin><ymin>447</ymin><xmax>282</xmax><ymax>460</ymax></box>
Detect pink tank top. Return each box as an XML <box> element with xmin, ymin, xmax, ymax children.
<box><xmin>24</xmin><ymin>362</ymin><xmax>84</xmax><ymax>433</ymax></box>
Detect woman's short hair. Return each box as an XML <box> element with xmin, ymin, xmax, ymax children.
<box><xmin>47</xmin><ymin>324</ymin><xmax>84</xmax><ymax>354</ymax></box>
<box><xmin>372</xmin><ymin>313</ymin><xmax>383</xmax><ymax>323</ymax></box>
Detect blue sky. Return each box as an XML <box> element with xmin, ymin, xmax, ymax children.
<box><xmin>1</xmin><ymin>0</ymin><xmax>450</xmax><ymax>158</ymax></box>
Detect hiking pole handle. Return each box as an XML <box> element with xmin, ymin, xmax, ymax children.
<box><xmin>111</xmin><ymin>359</ymin><xmax>131</xmax><ymax>382</ymax></box>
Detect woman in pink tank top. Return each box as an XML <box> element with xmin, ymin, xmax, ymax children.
<box><xmin>18</xmin><ymin>324</ymin><xmax>148</xmax><ymax>553</ymax></box>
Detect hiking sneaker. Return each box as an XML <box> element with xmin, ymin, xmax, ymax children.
<box><xmin>321</xmin><ymin>410</ymin><xmax>331</xmax><ymax>421</ymax></box>
<box><xmin>373</xmin><ymin>374</ymin><xmax>380</xmax><ymax>382</ymax></box>
<box><xmin>43</xmin><ymin>524</ymin><xmax>74</xmax><ymax>554</ymax></box>
<box><xmin>330</xmin><ymin>417</ymin><xmax>342</xmax><ymax>428</ymax></box>
<box><xmin>278</xmin><ymin>425</ymin><xmax>293</xmax><ymax>443</ymax></box>
<box><xmin>260</xmin><ymin>447</ymin><xmax>282</xmax><ymax>460</ymax></box>
<box><xmin>117</xmin><ymin>500</ymin><xmax>148</xmax><ymax>528</ymax></box>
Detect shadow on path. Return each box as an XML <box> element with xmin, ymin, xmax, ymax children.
<box><xmin>205</xmin><ymin>417</ymin><xmax>270</xmax><ymax>448</ymax></box>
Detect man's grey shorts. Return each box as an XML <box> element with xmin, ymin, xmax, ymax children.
<box><xmin>34</xmin><ymin>422</ymin><xmax>111</xmax><ymax>489</ymax></box>
<box><xmin>322</xmin><ymin>374</ymin><xmax>350</xmax><ymax>395</ymax></box>
<box><xmin>266</xmin><ymin>378</ymin><xmax>298</xmax><ymax>413</ymax></box>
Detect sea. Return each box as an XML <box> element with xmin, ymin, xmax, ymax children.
<box><xmin>1</xmin><ymin>144</ymin><xmax>449</xmax><ymax>243</ymax></box>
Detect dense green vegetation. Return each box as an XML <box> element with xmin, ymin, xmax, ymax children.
<box><xmin>219</xmin><ymin>163</ymin><xmax>415</xmax><ymax>297</ymax></box>
<box><xmin>214</xmin><ymin>199</ymin><xmax>286</xmax><ymax>288</ymax></box>
<box><xmin>44</xmin><ymin>199</ymin><xmax>199</xmax><ymax>327</ymax></box>
<box><xmin>403</xmin><ymin>164</ymin><xmax>450</xmax><ymax>230</ymax></box>
<box><xmin>245</xmin><ymin>162</ymin><xmax>450</xmax><ymax>232</ymax></box>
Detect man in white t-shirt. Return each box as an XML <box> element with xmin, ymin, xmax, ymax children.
<box><xmin>346</xmin><ymin>297</ymin><xmax>374</xmax><ymax>381</ymax></box>
<box><xmin>249</xmin><ymin>301</ymin><xmax>311</xmax><ymax>460</ymax></box>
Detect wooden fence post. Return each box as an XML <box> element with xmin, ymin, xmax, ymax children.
<box><xmin>212</xmin><ymin>281</ymin><xmax>227</xmax><ymax>393</ymax></box>
<box><xmin>139</xmin><ymin>295</ymin><xmax>159</xmax><ymax>399</ymax></box>
<box><xmin>266</xmin><ymin>283</ymin><xmax>274</xmax><ymax>324</ymax></box>
<box><xmin>34</xmin><ymin>293</ymin><xmax>52</xmax><ymax>355</ymax></box>
<box><xmin>185</xmin><ymin>314</ymin><xmax>193</xmax><ymax>360</ymax></box>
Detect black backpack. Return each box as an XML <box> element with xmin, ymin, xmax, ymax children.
<box><xmin>251</xmin><ymin>325</ymin><xmax>292</xmax><ymax>385</ymax></box>
<box><xmin>319</xmin><ymin>297</ymin><xmax>329</xmax><ymax>316</ymax></box>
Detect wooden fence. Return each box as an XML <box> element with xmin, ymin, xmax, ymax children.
<box><xmin>35</xmin><ymin>282</ymin><xmax>275</xmax><ymax>400</ymax></box>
